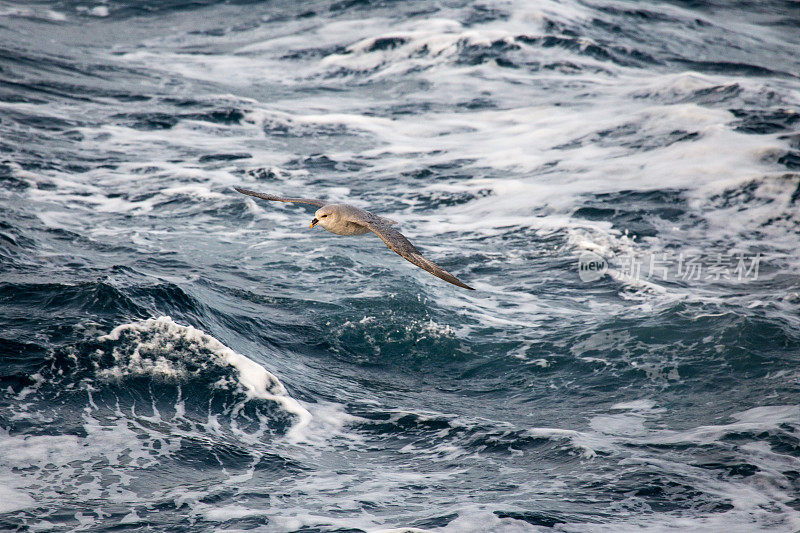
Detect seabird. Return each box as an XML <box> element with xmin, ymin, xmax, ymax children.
<box><xmin>234</xmin><ymin>187</ymin><xmax>474</xmax><ymax>290</ymax></box>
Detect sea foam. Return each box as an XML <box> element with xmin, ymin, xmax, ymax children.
<box><xmin>98</xmin><ymin>316</ymin><xmax>311</xmax><ymax>439</ymax></box>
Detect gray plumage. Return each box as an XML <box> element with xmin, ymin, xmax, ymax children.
<box><xmin>233</xmin><ymin>189</ymin><xmax>325</xmax><ymax>208</ymax></box>
<box><xmin>234</xmin><ymin>187</ymin><xmax>474</xmax><ymax>290</ymax></box>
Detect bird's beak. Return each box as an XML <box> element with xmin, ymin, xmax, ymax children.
<box><xmin>309</xmin><ymin>218</ymin><xmax>318</xmax><ymax>228</ymax></box>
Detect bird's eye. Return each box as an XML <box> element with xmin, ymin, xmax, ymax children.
<box><xmin>321</xmin><ymin>214</ymin><xmax>328</xmax><ymax>218</ymax></box>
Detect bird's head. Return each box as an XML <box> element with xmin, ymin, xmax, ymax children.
<box><xmin>310</xmin><ymin>206</ymin><xmax>334</xmax><ymax>229</ymax></box>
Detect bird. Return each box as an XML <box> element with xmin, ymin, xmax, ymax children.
<box><xmin>234</xmin><ymin>187</ymin><xmax>474</xmax><ymax>290</ymax></box>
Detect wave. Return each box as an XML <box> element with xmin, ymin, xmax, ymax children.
<box><xmin>96</xmin><ymin>316</ymin><xmax>311</xmax><ymax>437</ymax></box>
<box><xmin>0</xmin><ymin>315</ymin><xmax>313</xmax><ymax>527</ymax></box>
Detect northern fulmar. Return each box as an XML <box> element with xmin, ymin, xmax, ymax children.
<box><xmin>234</xmin><ymin>187</ymin><xmax>474</xmax><ymax>290</ymax></box>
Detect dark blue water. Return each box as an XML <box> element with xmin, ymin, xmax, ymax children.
<box><xmin>1</xmin><ymin>1</ymin><xmax>799</xmax><ymax>531</ymax></box>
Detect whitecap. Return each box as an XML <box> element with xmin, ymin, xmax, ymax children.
<box><xmin>98</xmin><ymin>316</ymin><xmax>311</xmax><ymax>438</ymax></box>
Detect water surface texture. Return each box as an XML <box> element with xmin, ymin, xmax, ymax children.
<box><xmin>1</xmin><ymin>0</ymin><xmax>799</xmax><ymax>531</ymax></box>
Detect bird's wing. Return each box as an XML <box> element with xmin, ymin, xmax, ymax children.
<box><xmin>378</xmin><ymin>215</ymin><xmax>399</xmax><ymax>226</ymax></box>
<box><xmin>360</xmin><ymin>217</ymin><xmax>474</xmax><ymax>290</ymax></box>
<box><xmin>234</xmin><ymin>187</ymin><xmax>325</xmax><ymax>207</ymax></box>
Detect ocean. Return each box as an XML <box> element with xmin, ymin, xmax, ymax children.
<box><xmin>1</xmin><ymin>0</ymin><xmax>799</xmax><ymax>531</ymax></box>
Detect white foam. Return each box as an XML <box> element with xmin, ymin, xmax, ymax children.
<box><xmin>0</xmin><ymin>484</ymin><xmax>36</xmax><ymax>513</ymax></box>
<box><xmin>370</xmin><ymin>527</ymin><xmax>431</xmax><ymax>533</ymax></box>
<box><xmin>89</xmin><ymin>6</ymin><xmax>109</xmax><ymax>17</ymax></box>
<box><xmin>650</xmin><ymin>405</ymin><xmax>800</xmax><ymax>446</ymax></box>
<box><xmin>589</xmin><ymin>413</ymin><xmax>648</xmax><ymax>437</ymax></box>
<box><xmin>98</xmin><ymin>316</ymin><xmax>311</xmax><ymax>438</ymax></box>
<box><xmin>525</xmin><ymin>427</ymin><xmax>607</xmax><ymax>458</ymax></box>
<box><xmin>611</xmin><ymin>399</ymin><xmax>657</xmax><ymax>412</ymax></box>
<box><xmin>202</xmin><ymin>504</ymin><xmax>269</xmax><ymax>522</ymax></box>
<box><xmin>119</xmin><ymin>511</ymin><xmax>142</xmax><ymax>524</ymax></box>
<box><xmin>0</xmin><ymin>6</ymin><xmax>67</xmax><ymax>21</ymax></box>
<box><xmin>0</xmin><ymin>407</ymin><xmax>179</xmax><ymax>523</ymax></box>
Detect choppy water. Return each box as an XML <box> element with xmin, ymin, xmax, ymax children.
<box><xmin>1</xmin><ymin>0</ymin><xmax>799</xmax><ymax>531</ymax></box>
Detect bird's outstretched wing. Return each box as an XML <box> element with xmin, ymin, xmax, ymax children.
<box><xmin>234</xmin><ymin>187</ymin><xmax>325</xmax><ymax>207</ymax></box>
<box><xmin>361</xmin><ymin>217</ymin><xmax>474</xmax><ymax>290</ymax></box>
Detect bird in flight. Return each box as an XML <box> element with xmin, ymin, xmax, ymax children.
<box><xmin>234</xmin><ymin>187</ymin><xmax>474</xmax><ymax>290</ymax></box>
